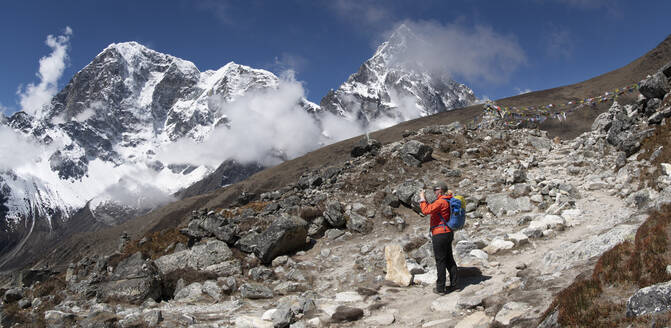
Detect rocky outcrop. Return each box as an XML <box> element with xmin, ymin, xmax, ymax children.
<box><xmin>254</xmin><ymin>216</ymin><xmax>308</xmax><ymax>264</ymax></box>
<box><xmin>626</xmin><ymin>280</ymin><xmax>671</xmax><ymax>317</ymax></box>
<box><xmin>97</xmin><ymin>252</ymin><xmax>162</xmax><ymax>304</ymax></box>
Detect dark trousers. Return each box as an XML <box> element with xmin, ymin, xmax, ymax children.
<box><xmin>432</xmin><ymin>231</ymin><xmax>457</xmax><ymax>288</ymax></box>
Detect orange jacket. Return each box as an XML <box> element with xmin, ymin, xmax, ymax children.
<box><xmin>420</xmin><ymin>195</ymin><xmax>452</xmax><ymax>235</ymax></box>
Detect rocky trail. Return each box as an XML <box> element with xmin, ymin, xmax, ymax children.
<box><xmin>2</xmin><ymin>64</ymin><xmax>671</xmax><ymax>327</ymax></box>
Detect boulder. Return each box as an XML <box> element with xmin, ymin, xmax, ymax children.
<box><xmin>240</xmin><ymin>283</ymin><xmax>274</xmax><ymax>299</ymax></box>
<box><xmin>648</xmin><ymin>107</ymin><xmax>671</xmax><ymax>125</ymax></box>
<box><xmin>347</xmin><ymin>212</ymin><xmax>373</xmax><ymax>234</ymax></box>
<box><xmin>97</xmin><ymin>252</ymin><xmax>162</xmax><ymax>305</ymax></box>
<box><xmin>255</xmin><ymin>216</ymin><xmax>308</xmax><ymax>264</ymax></box>
<box><xmin>384</xmin><ymin>244</ymin><xmax>412</xmax><ymax>286</ymax></box>
<box><xmin>323</xmin><ymin>201</ymin><xmax>346</xmax><ymax>228</ymax></box>
<box><xmin>298</xmin><ymin>173</ymin><xmax>323</xmax><ymax>189</ymax></box>
<box><xmin>400</xmin><ymin>140</ymin><xmax>433</xmax><ymax>166</ymax></box>
<box><xmin>639</xmin><ymin>72</ymin><xmax>670</xmax><ymax>100</ymax></box>
<box><xmin>173</xmin><ymin>282</ymin><xmax>204</xmax><ymax>302</ymax></box>
<box><xmin>351</xmin><ymin>136</ymin><xmax>381</xmax><ymax>157</ymax></box>
<box><xmin>485</xmin><ymin>193</ymin><xmax>532</xmax><ymax>217</ymax></box>
<box><xmin>331</xmin><ymin>306</ymin><xmax>364</xmax><ymax>322</ymax></box>
<box><xmin>3</xmin><ymin>288</ymin><xmax>23</xmax><ymax>303</ymax></box>
<box><xmin>483</xmin><ymin>238</ymin><xmax>514</xmax><ymax>255</ymax></box>
<box><xmin>626</xmin><ymin>280</ymin><xmax>671</xmax><ymax>317</ymax></box>
<box><xmin>155</xmin><ymin>239</ymin><xmax>233</xmax><ymax>275</ymax></box>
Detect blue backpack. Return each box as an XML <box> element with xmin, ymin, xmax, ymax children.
<box><xmin>433</xmin><ymin>196</ymin><xmax>467</xmax><ymax>231</ymax></box>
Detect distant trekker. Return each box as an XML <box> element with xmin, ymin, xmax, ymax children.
<box><xmin>419</xmin><ymin>181</ymin><xmax>458</xmax><ymax>295</ymax></box>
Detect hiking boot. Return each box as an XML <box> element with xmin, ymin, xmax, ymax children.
<box><xmin>433</xmin><ymin>286</ymin><xmax>447</xmax><ymax>295</ymax></box>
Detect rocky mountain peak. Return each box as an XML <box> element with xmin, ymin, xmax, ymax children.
<box><xmin>320</xmin><ymin>24</ymin><xmax>477</xmax><ymax>128</ymax></box>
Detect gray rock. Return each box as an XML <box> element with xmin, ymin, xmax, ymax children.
<box><xmin>18</xmin><ymin>298</ymin><xmax>31</xmax><ymax>309</ymax></box>
<box><xmin>505</xmin><ymin>166</ymin><xmax>527</xmax><ymax>184</ymax></box>
<box><xmin>647</xmin><ymin>98</ymin><xmax>662</xmax><ymax>113</ymax></box>
<box><xmin>273</xmin><ymin>281</ymin><xmax>305</xmax><ymax>295</ymax></box>
<box><xmin>511</xmin><ymin>184</ymin><xmax>531</xmax><ymax>197</ymax></box>
<box><xmin>249</xmin><ymin>266</ymin><xmax>274</xmax><ymax>281</ymax></box>
<box><xmin>331</xmin><ymin>305</ymin><xmax>364</xmax><ymax>322</ymax></box>
<box><xmin>240</xmin><ymin>283</ymin><xmax>274</xmax><ymax>299</ymax></box>
<box><xmin>401</xmin><ymin>140</ymin><xmax>433</xmax><ymax>166</ymax></box>
<box><xmin>485</xmin><ymin>193</ymin><xmax>532</xmax><ymax>217</ymax></box>
<box><xmin>639</xmin><ymin>72</ymin><xmax>670</xmax><ymax>100</ymax></box>
<box><xmin>143</xmin><ymin>309</ymin><xmax>163</xmax><ymax>326</ymax></box>
<box><xmin>648</xmin><ymin>107</ymin><xmax>671</xmax><ymax>125</ymax></box>
<box><xmin>202</xmin><ymin>280</ymin><xmax>222</xmax><ymax>301</ymax></box>
<box><xmin>627</xmin><ymin>280</ymin><xmax>671</xmax><ymax>317</ymax></box>
<box><xmin>45</xmin><ymin>310</ymin><xmax>76</xmax><ymax>328</ymax></box>
<box><xmin>98</xmin><ymin>252</ymin><xmax>162</xmax><ymax>305</ymax></box>
<box><xmin>347</xmin><ymin>212</ymin><xmax>373</xmax><ymax>234</ymax></box>
<box><xmin>395</xmin><ymin>180</ymin><xmax>425</xmax><ymax>207</ymax></box>
<box><xmin>527</xmin><ymin>136</ymin><xmax>552</xmax><ymax>152</ymax></box>
<box><xmin>3</xmin><ymin>288</ymin><xmax>23</xmax><ymax>303</ymax></box>
<box><xmin>272</xmin><ymin>304</ymin><xmax>294</xmax><ymax>328</ymax></box>
<box><xmin>236</xmin><ymin>231</ymin><xmax>261</xmax><ymax>253</ymax></box>
<box><xmin>255</xmin><ymin>216</ymin><xmax>308</xmax><ymax>264</ymax></box>
<box><xmin>455</xmin><ymin>240</ymin><xmax>478</xmax><ymax>258</ymax></box>
<box><xmin>174</xmin><ymin>282</ymin><xmax>204</xmax><ymax>302</ymax></box>
<box><xmin>323</xmin><ymin>201</ymin><xmax>346</xmax><ymax>228</ymax></box>
<box><xmin>218</xmin><ymin>276</ymin><xmax>237</xmax><ymax>294</ymax></box>
<box><xmin>351</xmin><ymin>136</ymin><xmax>381</xmax><ymax>157</ymax></box>
<box><xmin>325</xmin><ymin>228</ymin><xmax>345</xmax><ymax>240</ymax></box>
<box><xmin>203</xmin><ymin>259</ymin><xmax>242</xmax><ymax>276</ymax></box>
<box><xmin>592</xmin><ymin>111</ymin><xmax>613</xmax><ymax>132</ymax></box>
<box><xmin>298</xmin><ymin>173</ymin><xmax>323</xmax><ymax>190</ymax></box>
<box><xmin>155</xmin><ymin>239</ymin><xmax>233</xmax><ymax>275</ymax></box>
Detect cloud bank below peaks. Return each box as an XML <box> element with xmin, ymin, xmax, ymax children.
<box><xmin>156</xmin><ymin>72</ymin><xmax>365</xmax><ymax>168</ymax></box>
<box><xmin>387</xmin><ymin>20</ymin><xmax>527</xmax><ymax>85</ymax></box>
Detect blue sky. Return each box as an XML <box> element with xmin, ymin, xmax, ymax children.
<box><xmin>1</xmin><ymin>0</ymin><xmax>670</xmax><ymax>114</ymax></box>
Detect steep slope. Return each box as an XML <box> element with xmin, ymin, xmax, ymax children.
<box><xmin>320</xmin><ymin>24</ymin><xmax>477</xmax><ymax>129</ymax></box>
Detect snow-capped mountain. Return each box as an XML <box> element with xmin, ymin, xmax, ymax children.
<box><xmin>0</xmin><ymin>26</ymin><xmax>480</xmax><ymax>266</ymax></box>
<box><xmin>0</xmin><ymin>42</ymin><xmax>317</xmax><ymax>232</ymax></box>
<box><xmin>320</xmin><ymin>24</ymin><xmax>477</xmax><ymax>129</ymax></box>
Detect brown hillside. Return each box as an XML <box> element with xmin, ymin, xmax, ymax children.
<box><xmin>27</xmin><ymin>33</ymin><xmax>671</xmax><ymax>270</ymax></box>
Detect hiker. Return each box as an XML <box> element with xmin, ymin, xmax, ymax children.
<box><xmin>419</xmin><ymin>182</ymin><xmax>458</xmax><ymax>295</ymax></box>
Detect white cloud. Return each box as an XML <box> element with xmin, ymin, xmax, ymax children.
<box><xmin>330</xmin><ymin>0</ymin><xmax>394</xmax><ymax>32</ymax></box>
<box><xmin>156</xmin><ymin>72</ymin><xmax>362</xmax><ymax>168</ymax></box>
<box><xmin>387</xmin><ymin>21</ymin><xmax>527</xmax><ymax>85</ymax></box>
<box><xmin>271</xmin><ymin>53</ymin><xmax>308</xmax><ymax>74</ymax></box>
<box><xmin>545</xmin><ymin>26</ymin><xmax>573</xmax><ymax>60</ymax></box>
<box><xmin>515</xmin><ymin>87</ymin><xmax>532</xmax><ymax>95</ymax></box>
<box><xmin>17</xmin><ymin>26</ymin><xmax>73</xmax><ymax>117</ymax></box>
<box><xmin>0</xmin><ymin>126</ymin><xmax>51</xmax><ymax>171</ymax></box>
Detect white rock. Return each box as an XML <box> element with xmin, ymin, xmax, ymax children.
<box><xmin>365</xmin><ymin>312</ymin><xmax>395</xmax><ymax>326</ymax></box>
<box><xmin>483</xmin><ymin>238</ymin><xmax>514</xmax><ymax>254</ymax></box>
<box><xmin>431</xmin><ymin>294</ymin><xmax>459</xmax><ymax>312</ymax></box>
<box><xmin>413</xmin><ymin>269</ymin><xmax>437</xmax><ymax>285</ymax></box>
<box><xmin>530</xmin><ymin>194</ymin><xmax>543</xmax><ymax>203</ymax></box>
<box><xmin>306</xmin><ymin>317</ymin><xmax>322</xmax><ymax>327</ymax></box>
<box><xmin>505</xmin><ymin>232</ymin><xmax>529</xmax><ymax>246</ymax></box>
<box><xmin>662</xmin><ymin>163</ymin><xmax>671</xmax><ymax>176</ymax></box>
<box><xmin>586</xmin><ymin>181</ymin><xmax>608</xmax><ymax>190</ymax></box>
<box><xmin>494</xmin><ymin>302</ymin><xmax>532</xmax><ymax>326</ymax></box>
<box><xmin>235</xmin><ymin>315</ymin><xmax>273</xmax><ymax>328</ymax></box>
<box><xmin>261</xmin><ymin>309</ymin><xmax>277</xmax><ymax>321</ymax></box>
<box><xmin>541</xmin><ymin>215</ymin><xmax>566</xmax><ymax>229</ymax></box>
<box><xmin>335</xmin><ymin>291</ymin><xmax>363</xmax><ymax>303</ymax></box>
<box><xmin>455</xmin><ymin>311</ymin><xmax>494</xmax><ymax>328</ymax></box>
<box><xmin>469</xmin><ymin>249</ymin><xmax>489</xmax><ymax>260</ymax></box>
<box><xmin>423</xmin><ymin>318</ymin><xmax>452</xmax><ymax>327</ymax></box>
<box><xmin>384</xmin><ymin>243</ymin><xmax>412</xmax><ymax>286</ymax></box>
